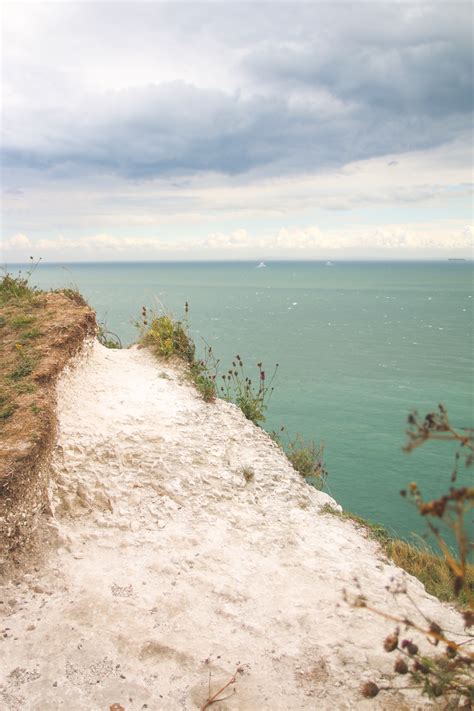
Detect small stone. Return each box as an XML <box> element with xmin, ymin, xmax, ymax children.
<box><xmin>27</xmin><ymin>624</ymin><xmax>36</xmax><ymax>631</ymax></box>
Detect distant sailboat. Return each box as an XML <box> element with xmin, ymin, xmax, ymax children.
<box><xmin>256</xmin><ymin>261</ymin><xmax>267</xmax><ymax>268</ymax></box>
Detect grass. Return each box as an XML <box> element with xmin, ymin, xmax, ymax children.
<box><xmin>10</xmin><ymin>314</ymin><xmax>36</xmax><ymax>328</ymax></box>
<box><xmin>8</xmin><ymin>356</ymin><xmax>35</xmax><ymax>380</ymax></box>
<box><xmin>0</xmin><ymin>403</ymin><xmax>16</xmax><ymax>420</ymax></box>
<box><xmin>97</xmin><ymin>322</ymin><xmax>122</xmax><ymax>349</ymax></box>
<box><xmin>321</xmin><ymin>504</ymin><xmax>474</xmax><ymax>605</ymax></box>
<box><xmin>0</xmin><ymin>266</ymin><xmax>94</xmax><ymax>436</ymax></box>
<box><xmin>272</xmin><ymin>428</ymin><xmax>328</xmax><ymax>490</ymax></box>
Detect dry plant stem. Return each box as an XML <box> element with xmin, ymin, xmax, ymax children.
<box><xmin>200</xmin><ymin>667</ymin><xmax>241</xmax><ymax>711</ymax></box>
<box><xmin>348</xmin><ymin>594</ymin><xmax>473</xmax><ymax>657</ymax></box>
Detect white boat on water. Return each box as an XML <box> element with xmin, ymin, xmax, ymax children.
<box><xmin>256</xmin><ymin>261</ymin><xmax>267</xmax><ymax>268</ymax></box>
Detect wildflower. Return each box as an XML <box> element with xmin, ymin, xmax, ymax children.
<box><xmin>401</xmin><ymin>639</ymin><xmax>418</xmax><ymax>656</ymax></box>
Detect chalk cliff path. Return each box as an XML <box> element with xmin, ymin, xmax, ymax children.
<box><xmin>0</xmin><ymin>342</ymin><xmax>462</xmax><ymax>709</ymax></box>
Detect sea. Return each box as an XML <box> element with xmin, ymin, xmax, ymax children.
<box><xmin>20</xmin><ymin>260</ymin><xmax>473</xmax><ymax>547</ymax></box>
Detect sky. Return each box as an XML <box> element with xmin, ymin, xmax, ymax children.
<box><xmin>1</xmin><ymin>0</ymin><xmax>473</xmax><ymax>262</ymax></box>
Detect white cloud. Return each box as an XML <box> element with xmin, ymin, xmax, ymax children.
<box><xmin>1</xmin><ymin>4</ymin><xmax>471</xmax><ymax>261</ymax></box>
<box><xmin>2</xmin><ymin>221</ymin><xmax>472</xmax><ymax>262</ymax></box>
<box><xmin>2</xmin><ymin>233</ymin><xmax>32</xmax><ymax>249</ymax></box>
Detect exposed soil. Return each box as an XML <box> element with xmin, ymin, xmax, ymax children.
<box><xmin>0</xmin><ymin>291</ymin><xmax>96</xmax><ymax>559</ymax></box>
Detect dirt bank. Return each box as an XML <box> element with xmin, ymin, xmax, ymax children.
<box><xmin>0</xmin><ymin>291</ymin><xmax>96</xmax><ymax>560</ymax></box>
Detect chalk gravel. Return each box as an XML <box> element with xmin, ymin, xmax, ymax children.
<box><xmin>0</xmin><ymin>341</ymin><xmax>464</xmax><ymax>710</ymax></box>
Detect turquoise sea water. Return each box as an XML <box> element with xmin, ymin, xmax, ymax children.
<box><xmin>23</xmin><ymin>260</ymin><xmax>473</xmax><ymax>546</ymax></box>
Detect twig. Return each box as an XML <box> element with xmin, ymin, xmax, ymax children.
<box><xmin>200</xmin><ymin>666</ymin><xmax>242</xmax><ymax>711</ymax></box>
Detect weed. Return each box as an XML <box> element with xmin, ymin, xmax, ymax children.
<box><xmin>219</xmin><ymin>355</ymin><xmax>278</xmax><ymax>425</ymax></box>
<box><xmin>201</xmin><ymin>665</ymin><xmax>244</xmax><ymax>711</ymax></box>
<box><xmin>20</xmin><ymin>328</ymin><xmax>42</xmax><ymax>340</ymax></box>
<box><xmin>0</xmin><ymin>257</ymin><xmax>41</xmax><ymax>304</ymax></box>
<box><xmin>350</xmin><ymin>406</ymin><xmax>473</xmax><ymax>707</ymax></box>
<box><xmin>97</xmin><ymin>322</ymin><xmax>122</xmax><ymax>349</ymax></box>
<box><xmin>273</xmin><ymin>428</ymin><xmax>327</xmax><ymax>490</ymax></box>
<box><xmin>322</xmin><ymin>504</ymin><xmax>473</xmax><ymax>603</ymax></box>
<box><xmin>240</xmin><ymin>466</ymin><xmax>255</xmax><ymax>483</ymax></box>
<box><xmin>138</xmin><ymin>303</ymin><xmax>276</xmax><ymax>424</ymax></box>
<box><xmin>0</xmin><ymin>403</ymin><xmax>16</xmax><ymax>420</ymax></box>
<box><xmin>140</xmin><ymin>307</ymin><xmax>195</xmax><ymax>363</ymax></box>
<box><xmin>58</xmin><ymin>287</ymin><xmax>88</xmax><ymax>306</ymax></box>
<box><xmin>30</xmin><ymin>403</ymin><xmax>41</xmax><ymax>415</ymax></box>
<box><xmin>189</xmin><ymin>345</ymin><xmax>220</xmax><ymax>402</ymax></box>
<box><xmin>192</xmin><ymin>368</ymin><xmax>217</xmax><ymax>402</ymax></box>
<box><xmin>10</xmin><ymin>314</ymin><xmax>36</xmax><ymax>328</ymax></box>
<box><xmin>9</xmin><ymin>355</ymin><xmax>35</xmax><ymax>380</ymax></box>
<box><xmin>13</xmin><ymin>381</ymin><xmax>36</xmax><ymax>394</ymax></box>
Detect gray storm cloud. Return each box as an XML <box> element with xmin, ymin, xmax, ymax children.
<box><xmin>2</xmin><ymin>1</ymin><xmax>472</xmax><ymax>185</ymax></box>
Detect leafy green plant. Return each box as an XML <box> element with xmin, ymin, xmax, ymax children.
<box><xmin>140</xmin><ymin>306</ymin><xmax>195</xmax><ymax>363</ymax></box>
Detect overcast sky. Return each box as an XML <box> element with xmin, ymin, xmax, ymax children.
<box><xmin>1</xmin><ymin>0</ymin><xmax>473</xmax><ymax>261</ymax></box>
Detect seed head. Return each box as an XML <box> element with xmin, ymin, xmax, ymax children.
<box><xmin>384</xmin><ymin>633</ymin><xmax>398</xmax><ymax>653</ymax></box>
<box><xmin>361</xmin><ymin>681</ymin><xmax>379</xmax><ymax>698</ymax></box>
<box><xmin>401</xmin><ymin>639</ymin><xmax>418</xmax><ymax>656</ymax></box>
<box><xmin>394</xmin><ymin>658</ymin><xmax>408</xmax><ymax>675</ymax></box>
<box><xmin>413</xmin><ymin>660</ymin><xmax>429</xmax><ymax>674</ymax></box>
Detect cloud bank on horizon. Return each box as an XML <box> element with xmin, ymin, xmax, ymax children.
<box><xmin>1</xmin><ymin>1</ymin><xmax>473</xmax><ymax>261</ymax></box>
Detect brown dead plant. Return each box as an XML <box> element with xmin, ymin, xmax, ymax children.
<box><xmin>348</xmin><ymin>405</ymin><xmax>473</xmax><ymax>707</ymax></box>
<box><xmin>200</xmin><ymin>665</ymin><xmax>244</xmax><ymax>710</ymax></box>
